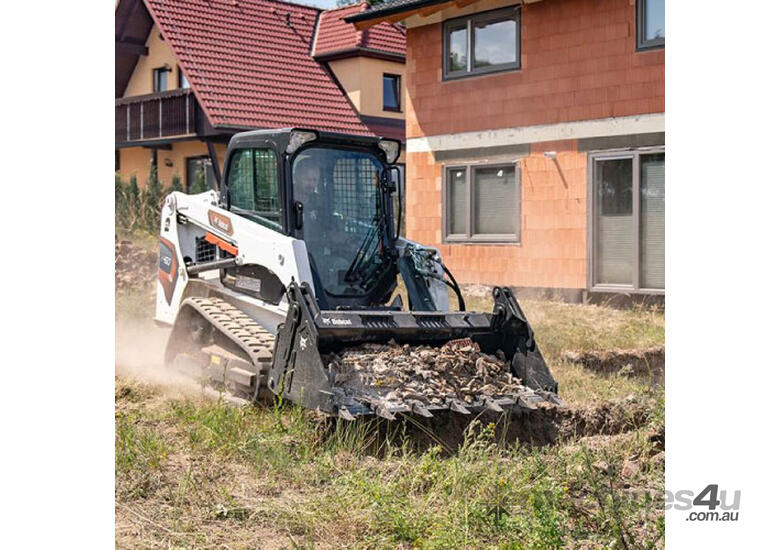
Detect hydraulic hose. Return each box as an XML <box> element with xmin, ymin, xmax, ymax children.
<box><xmin>441</xmin><ymin>264</ymin><xmax>466</xmax><ymax>311</ymax></box>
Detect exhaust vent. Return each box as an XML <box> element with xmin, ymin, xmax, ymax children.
<box><xmin>414</xmin><ymin>315</ymin><xmax>449</xmax><ymax>329</ymax></box>
<box><xmin>360</xmin><ymin>315</ymin><xmax>397</xmax><ymax>328</ymax></box>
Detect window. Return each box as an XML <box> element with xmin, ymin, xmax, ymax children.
<box><xmin>152</xmin><ymin>67</ymin><xmax>168</xmax><ymax>92</ymax></box>
<box><xmin>590</xmin><ymin>149</ymin><xmax>665</xmax><ymax>291</ymax></box>
<box><xmin>177</xmin><ymin>66</ymin><xmax>190</xmax><ymax>89</ymax></box>
<box><xmin>226</xmin><ymin>148</ymin><xmax>281</xmax><ymax>231</ymax></box>
<box><xmin>115</xmin><ymin>150</ymin><xmax>120</xmax><ymax>172</ymax></box>
<box><xmin>186</xmin><ymin>157</ymin><xmax>217</xmax><ymax>194</ymax></box>
<box><xmin>444</xmin><ymin>163</ymin><xmax>519</xmax><ymax>242</ymax></box>
<box><xmin>383</xmin><ymin>74</ymin><xmax>401</xmax><ymax>112</ymax></box>
<box><xmin>443</xmin><ymin>7</ymin><xmax>520</xmax><ymax>80</ymax></box>
<box><xmin>292</xmin><ymin>147</ymin><xmax>389</xmax><ymax>297</ymax></box>
<box><xmin>637</xmin><ymin>0</ymin><xmax>664</xmax><ymax>50</ymax></box>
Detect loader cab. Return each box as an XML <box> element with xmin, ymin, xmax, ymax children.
<box><xmin>221</xmin><ymin>129</ymin><xmax>402</xmax><ymax>311</ymax></box>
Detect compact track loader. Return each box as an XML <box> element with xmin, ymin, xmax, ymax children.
<box><xmin>156</xmin><ymin>129</ymin><xmax>559</xmax><ymax>420</ymax></box>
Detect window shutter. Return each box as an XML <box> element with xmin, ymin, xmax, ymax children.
<box><xmin>474</xmin><ymin>166</ymin><xmax>516</xmax><ymax>235</ymax></box>
<box><xmin>447</xmin><ymin>169</ymin><xmax>467</xmax><ymax>235</ymax></box>
<box><xmin>595</xmin><ymin>158</ymin><xmax>633</xmax><ymax>285</ymax></box>
<box><xmin>640</xmin><ymin>154</ymin><xmax>665</xmax><ymax>289</ymax></box>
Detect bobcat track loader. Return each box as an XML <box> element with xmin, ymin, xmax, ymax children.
<box><xmin>156</xmin><ymin>129</ymin><xmax>559</xmax><ymax>420</ymax></box>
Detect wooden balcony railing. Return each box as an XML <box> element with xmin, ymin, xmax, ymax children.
<box><xmin>115</xmin><ymin>88</ymin><xmax>197</xmax><ymax>144</ymax></box>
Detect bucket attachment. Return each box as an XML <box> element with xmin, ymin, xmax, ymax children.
<box><xmin>267</xmin><ymin>283</ymin><xmax>560</xmax><ymax>419</ymax></box>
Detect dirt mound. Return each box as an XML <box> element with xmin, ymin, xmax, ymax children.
<box><xmin>329</xmin><ymin>339</ymin><xmax>551</xmax><ymax>412</ymax></box>
<box><xmin>564</xmin><ymin>346</ymin><xmax>664</xmax><ymax>378</ymax></box>
<box><xmin>116</xmin><ymin>237</ymin><xmax>157</xmax><ymax>291</ymax></box>
<box><xmin>344</xmin><ymin>396</ymin><xmax>655</xmax><ymax>453</ymax></box>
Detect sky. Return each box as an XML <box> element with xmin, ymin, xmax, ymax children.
<box><xmin>296</xmin><ymin>0</ymin><xmax>340</xmax><ymax>8</ymax></box>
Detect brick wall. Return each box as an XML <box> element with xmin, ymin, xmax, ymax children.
<box><xmin>406</xmin><ymin>141</ymin><xmax>588</xmax><ymax>289</ymax></box>
<box><xmin>403</xmin><ymin>0</ymin><xmax>664</xmax><ymax>291</ymax></box>
<box><xmin>405</xmin><ymin>0</ymin><xmax>664</xmax><ymax>138</ymax></box>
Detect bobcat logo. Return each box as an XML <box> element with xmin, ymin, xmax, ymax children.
<box><xmin>207</xmin><ymin>210</ymin><xmax>234</xmax><ymax>235</ymax></box>
<box><xmin>299</xmin><ymin>336</ymin><xmax>308</xmax><ymax>350</ymax></box>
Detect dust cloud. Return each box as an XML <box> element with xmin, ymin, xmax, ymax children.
<box><xmin>115</xmin><ymin>317</ymin><xmax>200</xmax><ymax>396</ymax></box>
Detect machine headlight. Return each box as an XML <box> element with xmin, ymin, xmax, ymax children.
<box><xmin>286</xmin><ymin>129</ymin><xmax>318</xmax><ymax>154</ymax></box>
<box><xmin>378</xmin><ymin>139</ymin><xmax>400</xmax><ymax>164</ymax></box>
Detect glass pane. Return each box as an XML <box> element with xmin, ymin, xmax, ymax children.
<box><xmin>595</xmin><ymin>158</ymin><xmax>633</xmax><ymax>285</ymax></box>
<box><xmin>645</xmin><ymin>0</ymin><xmax>665</xmax><ymax>40</ymax></box>
<box><xmin>473</xmin><ymin>17</ymin><xmax>517</xmax><ymax>69</ymax></box>
<box><xmin>179</xmin><ymin>69</ymin><xmax>190</xmax><ymax>89</ymax></box>
<box><xmin>640</xmin><ymin>154</ymin><xmax>664</xmax><ymax>289</ymax></box>
<box><xmin>447</xmin><ymin>169</ymin><xmax>467</xmax><ymax>235</ymax></box>
<box><xmin>187</xmin><ymin>158</ymin><xmax>211</xmax><ymax>194</ymax></box>
<box><xmin>202</xmin><ymin>160</ymin><xmax>217</xmax><ymax>191</ymax></box>
<box><xmin>383</xmin><ymin>76</ymin><xmax>399</xmax><ymax>110</ymax></box>
<box><xmin>293</xmin><ymin>148</ymin><xmax>387</xmax><ymax>297</ymax></box>
<box><xmin>154</xmin><ymin>70</ymin><xmax>167</xmax><ymax>92</ymax></box>
<box><xmin>253</xmin><ymin>149</ymin><xmax>280</xmax><ymax>230</ymax></box>
<box><xmin>447</xmin><ymin>26</ymin><xmax>468</xmax><ymax>73</ymax></box>
<box><xmin>474</xmin><ymin>166</ymin><xmax>516</xmax><ymax>235</ymax></box>
<box><xmin>227</xmin><ymin>150</ymin><xmax>255</xmax><ymax>209</ymax></box>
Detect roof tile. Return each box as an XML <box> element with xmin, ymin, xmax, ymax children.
<box><xmin>146</xmin><ymin>0</ymin><xmax>372</xmax><ymax>134</ymax></box>
<box><xmin>313</xmin><ymin>2</ymin><xmax>405</xmax><ymax>58</ymax></box>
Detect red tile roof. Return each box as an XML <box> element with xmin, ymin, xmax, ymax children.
<box><xmin>144</xmin><ymin>0</ymin><xmax>372</xmax><ymax>134</ymax></box>
<box><xmin>313</xmin><ymin>2</ymin><xmax>406</xmax><ymax>60</ymax></box>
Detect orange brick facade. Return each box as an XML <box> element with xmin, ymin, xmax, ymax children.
<box><xmin>403</xmin><ymin>0</ymin><xmax>664</xmax><ymax>294</ymax></box>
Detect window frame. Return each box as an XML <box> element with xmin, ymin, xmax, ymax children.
<box><xmin>185</xmin><ymin>155</ymin><xmax>217</xmax><ymax>193</ymax></box>
<box><xmin>382</xmin><ymin>73</ymin><xmax>402</xmax><ymax>112</ymax></box>
<box><xmin>177</xmin><ymin>66</ymin><xmax>190</xmax><ymax>89</ymax></box>
<box><xmin>587</xmin><ymin>147</ymin><xmax>665</xmax><ymax>294</ymax></box>
<box><xmin>636</xmin><ymin>0</ymin><xmax>665</xmax><ymax>51</ymax></box>
<box><xmin>224</xmin><ymin>147</ymin><xmax>284</xmax><ymax>233</ymax></box>
<box><xmin>442</xmin><ymin>6</ymin><xmax>522</xmax><ymax>81</ymax></box>
<box><xmin>442</xmin><ymin>162</ymin><xmax>521</xmax><ymax>244</ymax></box>
<box><xmin>152</xmin><ymin>67</ymin><xmax>168</xmax><ymax>92</ymax></box>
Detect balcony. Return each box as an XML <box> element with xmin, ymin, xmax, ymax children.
<box><xmin>116</xmin><ymin>88</ymin><xmax>197</xmax><ymax>145</ymax></box>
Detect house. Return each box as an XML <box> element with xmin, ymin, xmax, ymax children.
<box><xmin>348</xmin><ymin>0</ymin><xmax>664</xmax><ymax>301</ymax></box>
<box><xmin>115</xmin><ymin>0</ymin><xmax>406</xmax><ymax>191</ymax></box>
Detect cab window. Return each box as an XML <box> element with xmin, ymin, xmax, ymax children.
<box><xmin>226</xmin><ymin>148</ymin><xmax>281</xmax><ymax>231</ymax></box>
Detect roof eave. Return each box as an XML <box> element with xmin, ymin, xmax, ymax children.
<box><xmin>314</xmin><ymin>47</ymin><xmax>405</xmax><ymax>63</ymax></box>
<box><xmin>345</xmin><ymin>0</ymin><xmax>452</xmax><ymax>26</ymax></box>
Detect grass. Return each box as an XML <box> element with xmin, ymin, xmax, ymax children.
<box><xmin>116</xmin><ymin>379</ymin><xmax>664</xmax><ymax>549</ymax></box>
<box><xmin>116</xmin><ymin>236</ymin><xmax>664</xmax><ymax>548</ymax></box>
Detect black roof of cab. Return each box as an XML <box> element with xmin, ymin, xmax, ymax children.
<box><xmin>227</xmin><ymin>128</ymin><xmax>398</xmax><ymax>158</ymax></box>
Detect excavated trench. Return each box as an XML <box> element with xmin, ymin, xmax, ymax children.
<box><xmin>320</xmin><ymin>396</ymin><xmax>655</xmax><ymax>454</ymax></box>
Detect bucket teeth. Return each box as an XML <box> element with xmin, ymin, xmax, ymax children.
<box><xmin>373</xmin><ymin>404</ymin><xmax>396</xmax><ymax>421</ymax></box>
<box><xmin>484</xmin><ymin>398</ymin><xmax>504</xmax><ymax>413</ymax></box>
<box><xmin>448</xmin><ymin>400</ymin><xmax>471</xmax><ymax>415</ymax></box>
<box><xmin>515</xmin><ymin>394</ymin><xmax>538</xmax><ymax>410</ymax></box>
<box><xmin>338</xmin><ymin>407</ymin><xmax>356</xmax><ymax>421</ymax></box>
<box><xmin>409</xmin><ymin>400</ymin><xmax>433</xmax><ymax>418</ymax></box>
<box><xmin>542</xmin><ymin>392</ymin><xmax>565</xmax><ymax>406</ymax></box>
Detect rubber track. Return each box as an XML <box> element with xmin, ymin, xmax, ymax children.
<box><xmin>182</xmin><ymin>296</ymin><xmax>276</xmax><ymax>384</ymax></box>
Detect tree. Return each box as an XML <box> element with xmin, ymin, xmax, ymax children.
<box><xmin>126</xmin><ymin>175</ymin><xmax>141</xmax><ymax>231</ymax></box>
<box><xmin>189</xmin><ymin>166</ymin><xmax>208</xmax><ymax>194</ymax></box>
<box><xmin>115</xmin><ymin>173</ymin><xmax>126</xmax><ymax>232</ymax></box>
<box><xmin>143</xmin><ymin>164</ymin><xmax>164</xmax><ymax>232</ymax></box>
<box><xmin>170</xmin><ymin>173</ymin><xmax>183</xmax><ymax>193</ymax></box>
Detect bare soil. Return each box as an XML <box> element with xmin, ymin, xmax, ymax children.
<box><xmin>116</xmin><ymin>237</ymin><xmax>157</xmax><ymax>291</ymax></box>
<box><xmin>564</xmin><ymin>346</ymin><xmax>665</xmax><ymax>380</ymax></box>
